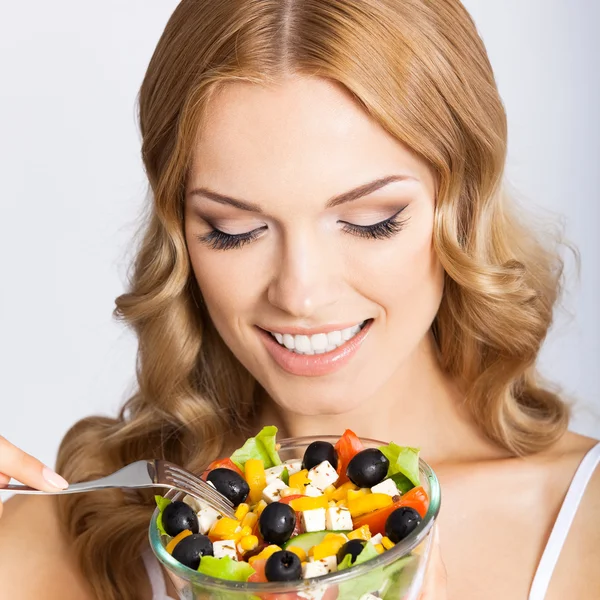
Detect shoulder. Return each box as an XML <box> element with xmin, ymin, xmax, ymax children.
<box><xmin>0</xmin><ymin>495</ymin><xmax>96</xmax><ymax>600</ymax></box>
<box><xmin>543</xmin><ymin>431</ymin><xmax>600</xmax><ymax>599</ymax></box>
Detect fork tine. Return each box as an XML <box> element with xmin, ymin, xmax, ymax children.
<box><xmin>163</xmin><ymin>467</ymin><xmax>235</xmax><ymax>516</ymax></box>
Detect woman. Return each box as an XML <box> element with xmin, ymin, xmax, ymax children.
<box><xmin>0</xmin><ymin>0</ymin><xmax>598</xmax><ymax>598</ymax></box>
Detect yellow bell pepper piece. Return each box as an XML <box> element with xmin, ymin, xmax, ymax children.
<box><xmin>331</xmin><ymin>481</ymin><xmax>358</xmax><ymax>501</ymax></box>
<box><xmin>324</xmin><ymin>485</ymin><xmax>337</xmax><ymax>500</ymax></box>
<box><xmin>239</xmin><ymin>534</ymin><xmax>259</xmax><ymax>552</ymax></box>
<box><xmin>235</xmin><ymin>503</ymin><xmax>250</xmax><ymax>521</ymax></box>
<box><xmin>381</xmin><ymin>536</ymin><xmax>395</xmax><ymax>550</ymax></box>
<box><xmin>347</xmin><ymin>493</ymin><xmax>393</xmax><ymax>518</ymax></box>
<box><xmin>248</xmin><ymin>544</ymin><xmax>282</xmax><ymax>564</ymax></box>
<box><xmin>310</xmin><ymin>534</ymin><xmax>348</xmax><ymax>560</ymax></box>
<box><xmin>289</xmin><ymin>495</ymin><xmax>329</xmax><ymax>512</ymax></box>
<box><xmin>347</xmin><ymin>488</ymin><xmax>371</xmax><ymax>502</ymax></box>
<box><xmin>289</xmin><ymin>469</ymin><xmax>310</xmax><ymax>490</ymax></box>
<box><xmin>166</xmin><ymin>529</ymin><xmax>192</xmax><ymax>554</ymax></box>
<box><xmin>245</xmin><ymin>459</ymin><xmax>267</xmax><ymax>505</ymax></box>
<box><xmin>209</xmin><ymin>517</ymin><xmax>241</xmax><ymax>540</ymax></box>
<box><xmin>286</xmin><ymin>546</ymin><xmax>307</xmax><ymax>562</ymax></box>
<box><xmin>347</xmin><ymin>525</ymin><xmax>371</xmax><ymax>541</ymax></box>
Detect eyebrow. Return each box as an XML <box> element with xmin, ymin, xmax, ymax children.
<box><xmin>187</xmin><ymin>174</ymin><xmax>415</xmax><ymax>213</ymax></box>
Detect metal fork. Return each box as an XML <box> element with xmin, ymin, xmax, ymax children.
<box><xmin>0</xmin><ymin>459</ymin><xmax>236</xmax><ymax>519</ymax></box>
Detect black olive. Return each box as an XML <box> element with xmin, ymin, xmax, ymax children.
<box><xmin>171</xmin><ymin>533</ymin><xmax>214</xmax><ymax>570</ymax></box>
<box><xmin>302</xmin><ymin>441</ymin><xmax>339</xmax><ymax>471</ymax></box>
<box><xmin>258</xmin><ymin>502</ymin><xmax>296</xmax><ymax>545</ymax></box>
<box><xmin>385</xmin><ymin>506</ymin><xmax>422</xmax><ymax>543</ymax></box>
<box><xmin>346</xmin><ymin>448</ymin><xmax>389</xmax><ymax>488</ymax></box>
<box><xmin>265</xmin><ymin>550</ymin><xmax>302</xmax><ymax>581</ymax></box>
<box><xmin>337</xmin><ymin>539</ymin><xmax>367</xmax><ymax>565</ymax></box>
<box><xmin>206</xmin><ymin>468</ymin><xmax>250</xmax><ymax>506</ymax></box>
<box><xmin>162</xmin><ymin>501</ymin><xmax>199</xmax><ymax>537</ymax></box>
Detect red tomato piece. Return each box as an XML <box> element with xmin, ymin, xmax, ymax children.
<box><xmin>352</xmin><ymin>486</ymin><xmax>429</xmax><ymax>536</ymax></box>
<box><xmin>200</xmin><ymin>457</ymin><xmax>244</xmax><ymax>481</ymax></box>
<box><xmin>334</xmin><ymin>429</ymin><xmax>364</xmax><ymax>485</ymax></box>
<box><xmin>248</xmin><ymin>558</ymin><xmax>268</xmax><ymax>582</ymax></box>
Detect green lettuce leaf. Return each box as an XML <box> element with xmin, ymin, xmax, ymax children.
<box><xmin>230</xmin><ymin>426</ymin><xmax>282</xmax><ymax>470</ymax></box>
<box><xmin>379</xmin><ymin>443</ymin><xmax>420</xmax><ymax>489</ymax></box>
<box><xmin>155</xmin><ymin>495</ymin><xmax>172</xmax><ymax>536</ymax></box>
<box><xmin>197</xmin><ymin>556</ymin><xmax>255</xmax><ymax>582</ymax></box>
<box><xmin>338</xmin><ymin>541</ymin><xmax>386</xmax><ymax>599</ymax></box>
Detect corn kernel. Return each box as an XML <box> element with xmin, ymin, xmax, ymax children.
<box><xmin>235</xmin><ymin>503</ymin><xmax>250</xmax><ymax>521</ymax></box>
<box><xmin>381</xmin><ymin>536</ymin><xmax>395</xmax><ymax>550</ymax></box>
<box><xmin>374</xmin><ymin>543</ymin><xmax>385</xmax><ymax>554</ymax></box>
<box><xmin>255</xmin><ymin>500</ymin><xmax>268</xmax><ymax>516</ymax></box>
<box><xmin>347</xmin><ymin>493</ymin><xmax>393</xmax><ymax>518</ymax></box>
<box><xmin>239</xmin><ymin>535</ymin><xmax>259</xmax><ymax>552</ymax></box>
<box><xmin>347</xmin><ymin>525</ymin><xmax>371</xmax><ymax>541</ymax></box>
<box><xmin>166</xmin><ymin>529</ymin><xmax>192</xmax><ymax>554</ymax></box>
<box><xmin>286</xmin><ymin>546</ymin><xmax>307</xmax><ymax>562</ymax></box>
<box><xmin>241</xmin><ymin>511</ymin><xmax>258</xmax><ymax>530</ymax></box>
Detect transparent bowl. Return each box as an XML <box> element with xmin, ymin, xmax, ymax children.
<box><xmin>149</xmin><ymin>435</ymin><xmax>441</xmax><ymax>600</ymax></box>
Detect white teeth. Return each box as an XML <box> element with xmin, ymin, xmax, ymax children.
<box><xmin>269</xmin><ymin>321</ymin><xmax>367</xmax><ymax>355</ymax></box>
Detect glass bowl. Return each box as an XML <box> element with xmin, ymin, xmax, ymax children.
<box><xmin>149</xmin><ymin>435</ymin><xmax>441</xmax><ymax>600</ymax></box>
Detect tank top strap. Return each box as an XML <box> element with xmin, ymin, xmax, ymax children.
<box><xmin>141</xmin><ymin>547</ymin><xmax>177</xmax><ymax>600</ymax></box>
<box><xmin>529</xmin><ymin>441</ymin><xmax>600</xmax><ymax>599</ymax></box>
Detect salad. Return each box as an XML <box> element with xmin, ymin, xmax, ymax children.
<box><xmin>154</xmin><ymin>427</ymin><xmax>429</xmax><ymax>598</ymax></box>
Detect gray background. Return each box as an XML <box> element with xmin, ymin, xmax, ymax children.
<box><xmin>0</xmin><ymin>0</ymin><xmax>598</xmax><ymax>473</ymax></box>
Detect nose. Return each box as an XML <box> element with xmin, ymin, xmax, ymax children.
<box><xmin>267</xmin><ymin>228</ymin><xmax>342</xmax><ymax>319</ymax></box>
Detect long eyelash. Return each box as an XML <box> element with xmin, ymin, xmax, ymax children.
<box><xmin>197</xmin><ymin>227</ymin><xmax>265</xmax><ymax>250</ymax></box>
<box><xmin>341</xmin><ymin>210</ymin><xmax>410</xmax><ymax>240</ymax></box>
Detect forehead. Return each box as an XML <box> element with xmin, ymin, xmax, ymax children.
<box><xmin>189</xmin><ymin>76</ymin><xmax>431</xmax><ymax>204</ymax></box>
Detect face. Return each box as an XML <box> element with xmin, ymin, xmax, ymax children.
<box><xmin>184</xmin><ymin>75</ymin><xmax>444</xmax><ymax>416</ymax></box>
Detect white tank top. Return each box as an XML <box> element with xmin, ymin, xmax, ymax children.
<box><xmin>142</xmin><ymin>442</ymin><xmax>600</xmax><ymax>600</ymax></box>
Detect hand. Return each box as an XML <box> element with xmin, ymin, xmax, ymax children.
<box><xmin>0</xmin><ymin>435</ymin><xmax>68</xmax><ymax>519</ymax></box>
<box><xmin>419</xmin><ymin>526</ymin><xmax>447</xmax><ymax>599</ymax></box>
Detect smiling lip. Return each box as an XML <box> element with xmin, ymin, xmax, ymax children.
<box><xmin>256</xmin><ymin>319</ymin><xmax>373</xmax><ymax>377</ymax></box>
<box><xmin>259</xmin><ymin>322</ymin><xmax>365</xmax><ymax>336</ymax></box>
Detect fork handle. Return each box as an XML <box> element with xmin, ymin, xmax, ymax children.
<box><xmin>0</xmin><ymin>482</ymin><xmax>169</xmax><ymax>494</ymax></box>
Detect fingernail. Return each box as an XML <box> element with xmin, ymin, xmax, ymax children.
<box><xmin>42</xmin><ymin>466</ymin><xmax>69</xmax><ymax>489</ymax></box>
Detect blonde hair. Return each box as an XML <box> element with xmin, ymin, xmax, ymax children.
<box><xmin>56</xmin><ymin>1</ymin><xmax>569</xmax><ymax>598</ymax></box>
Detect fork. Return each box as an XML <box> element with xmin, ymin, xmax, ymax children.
<box><xmin>1</xmin><ymin>459</ymin><xmax>236</xmax><ymax>519</ymax></box>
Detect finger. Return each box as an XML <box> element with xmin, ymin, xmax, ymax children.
<box><xmin>0</xmin><ymin>472</ymin><xmax>9</xmax><ymax>520</ymax></box>
<box><xmin>0</xmin><ymin>436</ymin><xmax>68</xmax><ymax>491</ymax></box>
<box><xmin>420</xmin><ymin>526</ymin><xmax>447</xmax><ymax>599</ymax></box>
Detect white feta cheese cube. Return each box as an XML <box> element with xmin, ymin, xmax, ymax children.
<box><xmin>325</xmin><ymin>506</ymin><xmax>353</xmax><ymax>531</ymax></box>
<box><xmin>302</xmin><ymin>560</ymin><xmax>329</xmax><ymax>578</ymax></box>
<box><xmin>370</xmin><ymin>478</ymin><xmax>400</xmax><ymax>497</ymax></box>
<box><xmin>302</xmin><ymin>508</ymin><xmax>326</xmax><ymax>532</ymax></box>
<box><xmin>317</xmin><ymin>555</ymin><xmax>337</xmax><ymax>573</ymax></box>
<box><xmin>304</xmin><ymin>484</ymin><xmax>324</xmax><ymax>497</ymax></box>
<box><xmin>358</xmin><ymin>595</ymin><xmax>381</xmax><ymax>600</ymax></box>
<box><xmin>307</xmin><ymin>460</ymin><xmax>339</xmax><ymax>491</ymax></box>
<box><xmin>283</xmin><ymin>459</ymin><xmax>302</xmax><ymax>475</ymax></box>
<box><xmin>264</xmin><ymin>464</ymin><xmax>286</xmax><ymax>485</ymax></box>
<box><xmin>212</xmin><ymin>540</ymin><xmax>238</xmax><ymax>560</ymax></box>
<box><xmin>262</xmin><ymin>478</ymin><xmax>288</xmax><ymax>503</ymax></box>
<box><xmin>182</xmin><ymin>494</ymin><xmax>202</xmax><ymax>512</ymax></box>
<box><xmin>369</xmin><ymin>533</ymin><xmax>383</xmax><ymax>546</ymax></box>
<box><xmin>197</xmin><ymin>506</ymin><xmax>221</xmax><ymax>535</ymax></box>
<box><xmin>298</xmin><ymin>588</ymin><xmax>328</xmax><ymax>600</ymax></box>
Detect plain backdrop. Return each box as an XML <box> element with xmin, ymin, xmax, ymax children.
<box><xmin>0</xmin><ymin>0</ymin><xmax>598</xmax><ymax>474</ymax></box>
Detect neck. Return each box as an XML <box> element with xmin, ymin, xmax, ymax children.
<box><xmin>258</xmin><ymin>332</ymin><xmax>505</xmax><ymax>464</ymax></box>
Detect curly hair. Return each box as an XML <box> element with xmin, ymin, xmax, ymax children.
<box><xmin>55</xmin><ymin>1</ymin><xmax>569</xmax><ymax>598</ymax></box>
